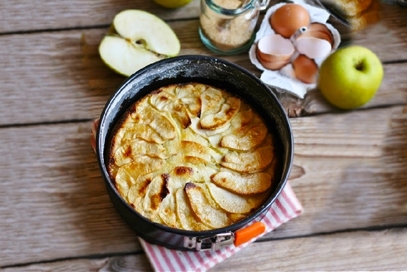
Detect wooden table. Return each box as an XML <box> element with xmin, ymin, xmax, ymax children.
<box><xmin>1</xmin><ymin>0</ymin><xmax>407</xmax><ymax>270</ymax></box>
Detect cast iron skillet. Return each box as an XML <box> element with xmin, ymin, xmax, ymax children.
<box><xmin>96</xmin><ymin>55</ymin><xmax>294</xmax><ymax>251</ymax></box>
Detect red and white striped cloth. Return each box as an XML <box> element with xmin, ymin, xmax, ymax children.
<box><xmin>91</xmin><ymin>119</ymin><xmax>303</xmax><ymax>272</ymax></box>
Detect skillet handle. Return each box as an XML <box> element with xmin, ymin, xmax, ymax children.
<box><xmin>234</xmin><ymin>221</ymin><xmax>266</xmax><ymax>247</ymax></box>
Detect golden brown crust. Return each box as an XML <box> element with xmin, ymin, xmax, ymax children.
<box><xmin>108</xmin><ymin>82</ymin><xmax>278</xmax><ymax>231</ymax></box>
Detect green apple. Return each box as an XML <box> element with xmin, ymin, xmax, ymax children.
<box><xmin>154</xmin><ymin>0</ymin><xmax>192</xmax><ymax>9</ymax></box>
<box><xmin>99</xmin><ymin>10</ymin><xmax>181</xmax><ymax>77</ymax></box>
<box><xmin>318</xmin><ymin>45</ymin><xmax>384</xmax><ymax>110</ymax></box>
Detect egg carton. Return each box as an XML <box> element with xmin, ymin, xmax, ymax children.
<box><xmin>249</xmin><ymin>0</ymin><xmax>341</xmax><ymax>98</ymax></box>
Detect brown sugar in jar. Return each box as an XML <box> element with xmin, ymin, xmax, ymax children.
<box><xmin>199</xmin><ymin>0</ymin><xmax>270</xmax><ymax>55</ymax></box>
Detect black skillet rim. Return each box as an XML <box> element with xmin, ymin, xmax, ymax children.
<box><xmin>95</xmin><ymin>55</ymin><xmax>294</xmax><ymax>240</ymax></box>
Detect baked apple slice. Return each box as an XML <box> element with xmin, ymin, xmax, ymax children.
<box><xmin>175</xmin><ymin>188</ymin><xmax>210</xmax><ymax>231</ymax></box>
<box><xmin>221</xmin><ymin>146</ymin><xmax>274</xmax><ymax>173</ymax></box>
<box><xmin>207</xmin><ymin>182</ymin><xmax>268</xmax><ymax>214</ymax></box>
<box><xmin>211</xmin><ymin>170</ymin><xmax>272</xmax><ymax>195</ymax></box>
<box><xmin>184</xmin><ymin>182</ymin><xmax>231</xmax><ymax>229</ymax></box>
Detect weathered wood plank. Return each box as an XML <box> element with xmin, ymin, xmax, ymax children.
<box><xmin>0</xmin><ymin>0</ymin><xmax>201</xmax><ymax>33</ymax></box>
<box><xmin>1</xmin><ymin>0</ymin><xmax>405</xmax><ymax>37</ymax></box>
<box><xmin>1</xmin><ymin>14</ymin><xmax>407</xmax><ymax>125</ymax></box>
<box><xmin>350</xmin><ymin>3</ymin><xmax>407</xmax><ymax>61</ymax></box>
<box><xmin>0</xmin><ymin>21</ymin><xmax>206</xmax><ymax>126</ymax></box>
<box><xmin>2</xmin><ymin>0</ymin><xmax>407</xmax><ymax>270</ymax></box>
<box><xmin>4</xmin><ymin>229</ymin><xmax>407</xmax><ymax>271</ymax></box>
<box><xmin>2</xmin><ymin>254</ymin><xmax>153</xmax><ymax>271</ymax></box>
<box><xmin>216</xmin><ymin>228</ymin><xmax>407</xmax><ymax>271</ymax></box>
<box><xmin>1</xmin><ymin>106</ymin><xmax>407</xmax><ymax>267</ymax></box>
<box><xmin>0</xmin><ymin>122</ymin><xmax>143</xmax><ymax>267</ymax></box>
<box><xmin>269</xmin><ymin>105</ymin><xmax>407</xmax><ymax>238</ymax></box>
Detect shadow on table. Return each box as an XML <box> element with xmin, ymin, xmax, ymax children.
<box><xmin>53</xmin><ymin>122</ymin><xmax>143</xmax><ymax>257</ymax></box>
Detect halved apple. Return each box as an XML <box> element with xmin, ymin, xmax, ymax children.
<box><xmin>99</xmin><ymin>9</ymin><xmax>181</xmax><ymax>77</ymax></box>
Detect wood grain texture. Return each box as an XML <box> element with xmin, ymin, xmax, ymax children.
<box><xmin>0</xmin><ymin>20</ymin><xmax>205</xmax><ymax>126</ymax></box>
<box><xmin>1</xmin><ymin>10</ymin><xmax>407</xmax><ymax>125</ymax></box>
<box><xmin>268</xmin><ymin>105</ymin><xmax>407</xmax><ymax>239</ymax></box>
<box><xmin>215</xmin><ymin>229</ymin><xmax>407</xmax><ymax>271</ymax></box>
<box><xmin>1</xmin><ymin>106</ymin><xmax>407</xmax><ymax>267</ymax></box>
<box><xmin>4</xmin><ymin>229</ymin><xmax>407</xmax><ymax>271</ymax></box>
<box><xmin>2</xmin><ymin>255</ymin><xmax>153</xmax><ymax>271</ymax></box>
<box><xmin>350</xmin><ymin>3</ymin><xmax>407</xmax><ymax>61</ymax></box>
<box><xmin>0</xmin><ymin>122</ymin><xmax>142</xmax><ymax>267</ymax></box>
<box><xmin>1</xmin><ymin>0</ymin><xmax>407</xmax><ymax>270</ymax></box>
<box><xmin>0</xmin><ymin>0</ymin><xmax>201</xmax><ymax>33</ymax></box>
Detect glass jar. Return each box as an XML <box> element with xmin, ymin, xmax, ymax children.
<box><xmin>199</xmin><ymin>0</ymin><xmax>270</xmax><ymax>55</ymax></box>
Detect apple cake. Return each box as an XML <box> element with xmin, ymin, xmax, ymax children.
<box><xmin>108</xmin><ymin>82</ymin><xmax>277</xmax><ymax>231</ymax></box>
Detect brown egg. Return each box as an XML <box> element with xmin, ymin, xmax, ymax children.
<box><xmin>256</xmin><ymin>34</ymin><xmax>295</xmax><ymax>70</ymax></box>
<box><xmin>292</xmin><ymin>54</ymin><xmax>318</xmax><ymax>84</ymax></box>
<box><xmin>270</xmin><ymin>3</ymin><xmax>311</xmax><ymax>39</ymax></box>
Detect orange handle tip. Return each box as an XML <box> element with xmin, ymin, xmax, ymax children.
<box><xmin>234</xmin><ymin>221</ymin><xmax>266</xmax><ymax>247</ymax></box>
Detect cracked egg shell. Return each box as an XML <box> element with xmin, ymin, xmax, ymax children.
<box><xmin>256</xmin><ymin>34</ymin><xmax>295</xmax><ymax>71</ymax></box>
<box><xmin>295</xmin><ymin>35</ymin><xmax>332</xmax><ymax>60</ymax></box>
<box><xmin>305</xmin><ymin>23</ymin><xmax>334</xmax><ymax>45</ymax></box>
